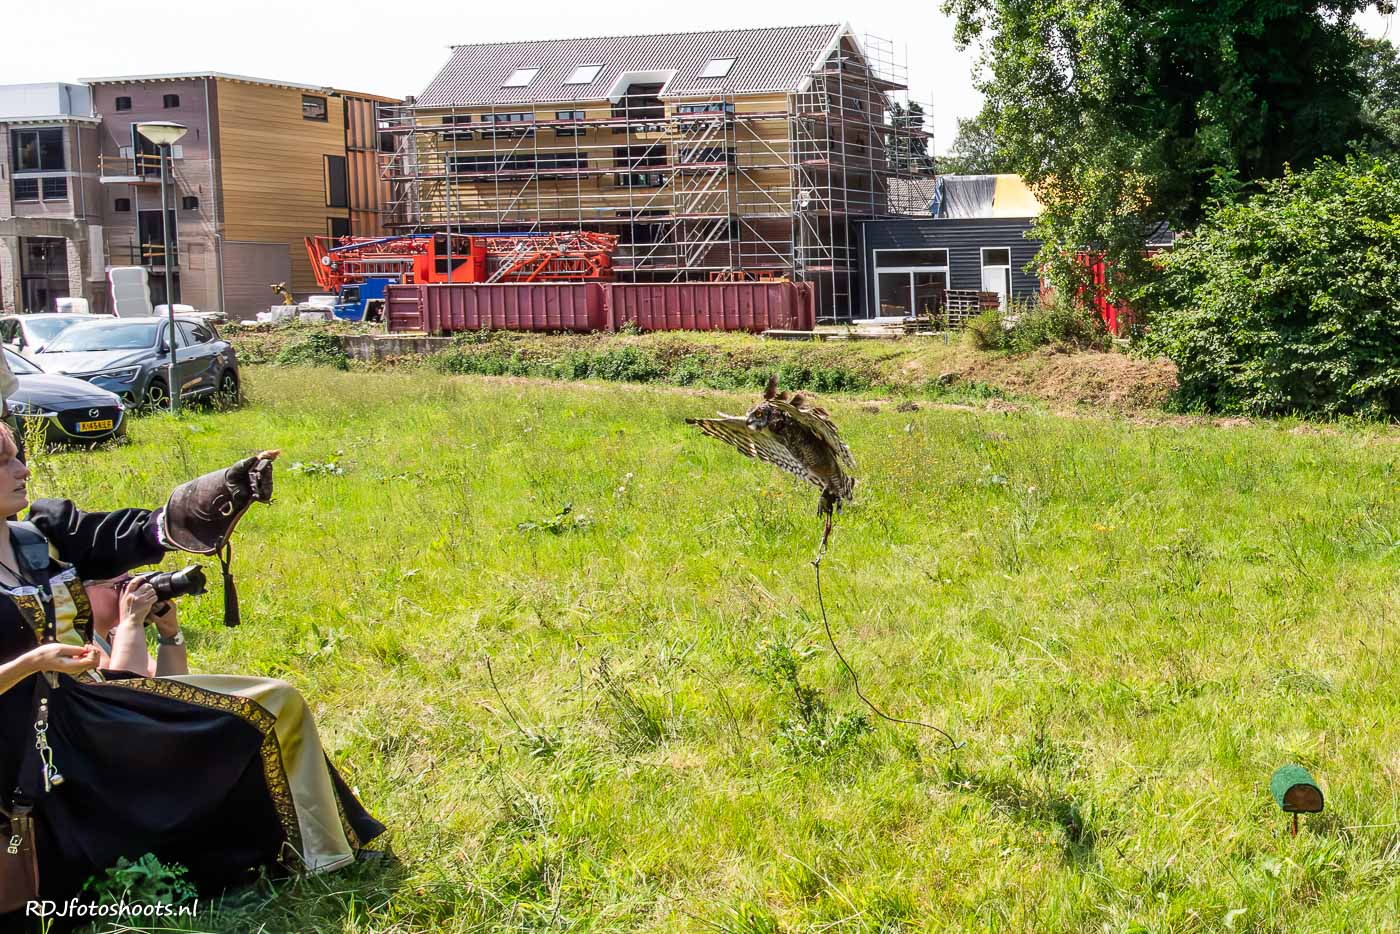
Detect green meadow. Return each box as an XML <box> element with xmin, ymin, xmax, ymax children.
<box><xmin>40</xmin><ymin>366</ymin><xmax>1400</xmax><ymax>932</ymax></box>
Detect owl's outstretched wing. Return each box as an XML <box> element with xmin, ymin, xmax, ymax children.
<box><xmin>686</xmin><ymin>414</ymin><xmax>827</xmax><ymax>491</ymax></box>
<box><xmin>770</xmin><ymin>399</ymin><xmax>856</xmax><ymax>475</ymax></box>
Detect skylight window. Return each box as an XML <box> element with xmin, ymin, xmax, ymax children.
<box><xmin>502</xmin><ymin>68</ymin><xmax>540</xmax><ymax>88</ymax></box>
<box><xmin>565</xmin><ymin>64</ymin><xmax>604</xmax><ymax>85</ymax></box>
<box><xmin>699</xmin><ymin>58</ymin><xmax>736</xmax><ymax>79</ymax></box>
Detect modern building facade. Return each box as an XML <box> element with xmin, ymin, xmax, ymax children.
<box><xmin>0</xmin><ymin>83</ymin><xmax>107</xmax><ymax>314</ymax></box>
<box><xmin>81</xmin><ymin>72</ymin><xmax>399</xmax><ymax>318</ymax></box>
<box><xmin>859</xmin><ymin>174</ymin><xmax>1045</xmax><ymax>319</ymax></box>
<box><xmin>389</xmin><ymin>25</ymin><xmax>933</xmax><ymax>319</ymax></box>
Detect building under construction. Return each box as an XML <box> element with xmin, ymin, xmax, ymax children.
<box><xmin>384</xmin><ymin>24</ymin><xmax>934</xmax><ymax>319</ymax></box>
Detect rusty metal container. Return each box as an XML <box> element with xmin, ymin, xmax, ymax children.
<box><xmin>607</xmin><ymin>282</ymin><xmax>814</xmax><ymax>333</ymax></box>
<box><xmin>385</xmin><ymin>280</ymin><xmax>815</xmax><ymax>334</ymax></box>
<box><xmin>386</xmin><ymin>283</ymin><xmax>606</xmax><ymax>334</ymax></box>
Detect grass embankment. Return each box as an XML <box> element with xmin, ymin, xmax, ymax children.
<box><xmin>227</xmin><ymin>322</ymin><xmax>1180</xmax><ymax>413</ymax></box>
<box><xmin>48</xmin><ymin>366</ymin><xmax>1400</xmax><ymax>931</ymax></box>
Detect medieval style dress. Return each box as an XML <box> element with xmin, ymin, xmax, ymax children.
<box><xmin>0</xmin><ymin>498</ymin><xmax>383</xmax><ymax>921</ymax></box>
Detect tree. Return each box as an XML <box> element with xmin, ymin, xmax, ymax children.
<box><xmin>1139</xmin><ymin>157</ymin><xmax>1400</xmax><ymax>417</ymax></box>
<box><xmin>1357</xmin><ymin>37</ymin><xmax>1400</xmax><ymax>157</ymax></box>
<box><xmin>887</xmin><ymin>102</ymin><xmax>936</xmax><ymax>174</ymax></box>
<box><xmin>943</xmin><ymin>0</ymin><xmax>1395</xmax><ymax>293</ymax></box>
<box><xmin>938</xmin><ymin>108</ymin><xmax>1014</xmax><ymax>175</ymax></box>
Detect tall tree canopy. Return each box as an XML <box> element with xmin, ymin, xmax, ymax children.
<box><xmin>938</xmin><ymin>109</ymin><xmax>1016</xmax><ymax>175</ymax></box>
<box><xmin>943</xmin><ymin>0</ymin><xmax>1395</xmax><ymax>288</ymax></box>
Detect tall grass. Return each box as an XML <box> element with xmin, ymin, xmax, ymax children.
<box><xmin>39</xmin><ymin>366</ymin><xmax>1400</xmax><ymax>931</ymax></box>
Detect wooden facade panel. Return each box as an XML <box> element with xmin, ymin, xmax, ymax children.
<box><xmin>215</xmin><ymin>78</ymin><xmax>349</xmax><ymax>293</ymax></box>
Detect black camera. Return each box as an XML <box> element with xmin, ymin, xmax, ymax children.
<box><xmin>140</xmin><ymin>565</ymin><xmax>208</xmax><ymax>601</ymax></box>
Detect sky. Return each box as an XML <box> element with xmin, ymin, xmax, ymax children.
<box><xmin>3</xmin><ymin>1</ymin><xmax>1396</xmax><ymax>155</ymax></box>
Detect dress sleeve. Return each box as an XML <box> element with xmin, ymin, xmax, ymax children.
<box><xmin>26</xmin><ymin>498</ymin><xmax>169</xmax><ymax>580</ymax></box>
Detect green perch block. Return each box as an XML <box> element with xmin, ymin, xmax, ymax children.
<box><xmin>1270</xmin><ymin>764</ymin><xmax>1324</xmax><ymax>813</ymax></box>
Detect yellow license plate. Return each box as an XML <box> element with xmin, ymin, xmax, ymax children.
<box><xmin>77</xmin><ymin>419</ymin><xmax>114</xmax><ymax>432</ymax></box>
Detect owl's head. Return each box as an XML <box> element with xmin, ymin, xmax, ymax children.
<box><xmin>745</xmin><ymin>402</ymin><xmax>776</xmax><ymax>431</ymax></box>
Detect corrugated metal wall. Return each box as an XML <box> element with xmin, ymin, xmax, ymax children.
<box><xmin>385</xmin><ymin>281</ymin><xmax>813</xmax><ymax>334</ymax></box>
<box><xmin>859</xmin><ymin>217</ymin><xmax>1042</xmax><ymax>315</ymax></box>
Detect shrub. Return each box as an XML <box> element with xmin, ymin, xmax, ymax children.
<box><xmin>966</xmin><ymin>309</ymin><xmax>1009</xmax><ymax>351</ymax></box>
<box><xmin>1139</xmin><ymin>157</ymin><xmax>1400</xmax><ymax>417</ymax></box>
<box><xmin>275</xmin><ymin>332</ymin><xmax>349</xmax><ymax>370</ymax></box>
<box><xmin>965</xmin><ymin>295</ymin><xmax>1107</xmax><ymax>354</ymax></box>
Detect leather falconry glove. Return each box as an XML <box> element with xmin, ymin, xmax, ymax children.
<box><xmin>158</xmin><ymin>450</ymin><xmax>280</xmax><ymax>626</ymax></box>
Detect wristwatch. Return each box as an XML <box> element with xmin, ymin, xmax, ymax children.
<box><xmin>157</xmin><ymin>630</ymin><xmax>185</xmax><ymax>647</ymax></box>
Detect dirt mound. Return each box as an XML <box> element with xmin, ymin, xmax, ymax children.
<box><xmin>951</xmin><ymin>347</ymin><xmax>1179</xmax><ymax>411</ymax></box>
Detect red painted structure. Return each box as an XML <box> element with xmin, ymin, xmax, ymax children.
<box><xmin>306</xmin><ymin>231</ymin><xmax>619</xmax><ymax>294</ymax></box>
<box><xmin>385</xmin><ymin>281</ymin><xmax>815</xmax><ymax>334</ymax></box>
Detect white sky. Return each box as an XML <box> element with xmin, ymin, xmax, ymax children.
<box><xmin>3</xmin><ymin>1</ymin><xmax>1395</xmax><ymax>155</ymax></box>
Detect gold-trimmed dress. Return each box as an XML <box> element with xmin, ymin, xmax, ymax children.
<box><xmin>0</xmin><ymin>499</ymin><xmax>383</xmax><ymax>919</ymax></box>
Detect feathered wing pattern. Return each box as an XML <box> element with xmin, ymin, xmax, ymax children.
<box><xmin>686</xmin><ymin>413</ymin><xmax>828</xmax><ymax>492</ymax></box>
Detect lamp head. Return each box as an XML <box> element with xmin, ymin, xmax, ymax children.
<box><xmin>136</xmin><ymin>121</ymin><xmax>188</xmax><ymax>146</ymax></box>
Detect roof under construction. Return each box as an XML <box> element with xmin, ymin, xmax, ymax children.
<box><xmin>416</xmin><ymin>24</ymin><xmax>849</xmax><ymax>106</ymax></box>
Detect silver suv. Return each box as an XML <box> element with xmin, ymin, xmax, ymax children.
<box><xmin>35</xmin><ymin>316</ymin><xmax>240</xmax><ymax>408</ymax></box>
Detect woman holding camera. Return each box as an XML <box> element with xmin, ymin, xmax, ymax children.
<box><xmin>0</xmin><ymin>425</ymin><xmax>382</xmax><ymax>923</ymax></box>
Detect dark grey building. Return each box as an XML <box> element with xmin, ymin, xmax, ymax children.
<box><xmin>858</xmin><ymin>174</ymin><xmax>1043</xmax><ymax>318</ymax></box>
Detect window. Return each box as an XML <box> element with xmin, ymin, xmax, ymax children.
<box><xmin>565</xmin><ymin>65</ymin><xmax>603</xmax><ymax>85</ymax></box>
<box><xmin>615</xmin><ymin>144</ymin><xmax>666</xmax><ymax>170</ymax></box>
<box><xmin>11</xmin><ymin>128</ymin><xmax>64</xmax><ymax>171</ymax></box>
<box><xmin>676</xmin><ymin>102</ymin><xmax>734</xmax><ymax>115</ymax></box>
<box><xmin>442</xmin><ymin>114</ymin><xmax>473</xmax><ymax>141</ymax></box>
<box><xmin>877</xmin><ymin>249</ymin><xmax>950</xmax><ymax>267</ymax></box>
<box><xmin>12</xmin><ymin>178</ymin><xmax>38</xmax><ymax>202</ymax></box>
<box><xmin>538</xmin><ymin>152</ymin><xmax>587</xmax><ymax>170</ymax></box>
<box><xmin>680</xmin><ymin>146</ymin><xmax>734</xmax><ymax>166</ymax></box>
<box><xmin>328</xmin><ymin>217</ymin><xmax>351</xmax><ymax>239</ymax></box>
<box><xmin>115</xmin><ymin>96</ymin><xmax>132</xmax><ymax>111</ymax></box>
<box><xmin>554</xmin><ymin>110</ymin><xmax>586</xmax><ymax>137</ymax></box>
<box><xmin>41</xmin><ymin>177</ymin><xmax>67</xmax><ymax>200</ymax></box>
<box><xmin>448</xmin><ymin>153</ymin><xmax>539</xmax><ymax>174</ymax></box>
<box><xmin>163</xmin><ymin>94</ymin><xmax>180</xmax><ymax>109</ymax></box>
<box><xmin>873</xmin><ymin>248</ymin><xmax>949</xmax><ymax>319</ymax></box>
<box><xmin>177</xmin><ymin>321</ymin><xmax>210</xmax><ymax>347</ymax></box>
<box><xmin>502</xmin><ymin>68</ymin><xmax>539</xmax><ymax>88</ymax></box>
<box><xmin>324</xmin><ymin>154</ymin><xmax>348</xmax><ymax>208</ymax></box>
<box><xmin>302</xmin><ymin>95</ymin><xmax>328</xmax><ymax>121</ymax></box>
<box><xmin>699</xmin><ymin>58</ymin><xmax>736</xmax><ymax>79</ymax></box>
<box><xmin>114</xmin><ymin>197</ymin><xmax>131</xmax><ymax>212</ymax></box>
<box><xmin>481</xmin><ymin>112</ymin><xmax>534</xmax><ymax>138</ymax></box>
<box><xmin>612</xmin><ymin>83</ymin><xmax>664</xmax><ymax>129</ymax></box>
<box><xmin>181</xmin><ymin>195</ymin><xmax>199</xmax><ymax>210</ymax></box>
<box><xmin>617</xmin><ymin>172</ymin><xmax>663</xmax><ymax>188</ymax></box>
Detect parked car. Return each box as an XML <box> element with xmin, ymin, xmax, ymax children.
<box><xmin>0</xmin><ymin>313</ymin><xmax>112</xmax><ymax>356</ymax></box>
<box><xmin>35</xmin><ymin>316</ymin><xmax>240</xmax><ymax>408</ymax></box>
<box><xmin>4</xmin><ymin>348</ymin><xmax>125</xmax><ymax>444</ymax></box>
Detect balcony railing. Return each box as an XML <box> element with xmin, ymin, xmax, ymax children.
<box><xmin>110</xmin><ymin>242</ymin><xmax>178</xmax><ymax>268</ymax></box>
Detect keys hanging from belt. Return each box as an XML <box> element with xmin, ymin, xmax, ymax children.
<box><xmin>33</xmin><ymin>696</ymin><xmax>63</xmax><ymax>793</ymax></box>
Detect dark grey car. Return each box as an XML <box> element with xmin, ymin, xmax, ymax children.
<box><xmin>4</xmin><ymin>348</ymin><xmax>126</xmax><ymax>444</ymax></box>
<box><xmin>35</xmin><ymin>316</ymin><xmax>239</xmax><ymax>408</ymax></box>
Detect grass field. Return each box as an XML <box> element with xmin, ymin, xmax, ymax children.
<box><xmin>40</xmin><ymin>365</ymin><xmax>1400</xmax><ymax>932</ymax></box>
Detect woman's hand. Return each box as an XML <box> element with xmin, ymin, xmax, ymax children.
<box><xmin>149</xmin><ymin>599</ymin><xmax>180</xmax><ymax>638</ymax></box>
<box><xmin>119</xmin><ymin>578</ymin><xmax>158</xmax><ymax>629</ymax></box>
<box><xmin>24</xmin><ymin>643</ymin><xmax>98</xmax><ymax>676</ymax></box>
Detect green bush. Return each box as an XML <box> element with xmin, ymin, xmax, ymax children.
<box><xmin>1140</xmin><ymin>157</ymin><xmax>1400</xmax><ymax>417</ymax></box>
<box><xmin>274</xmin><ymin>332</ymin><xmax>349</xmax><ymax>370</ymax></box>
<box><xmin>965</xmin><ymin>295</ymin><xmax>1107</xmax><ymax>354</ymax></box>
<box><xmin>966</xmin><ymin>309</ymin><xmax>1009</xmax><ymax>352</ymax></box>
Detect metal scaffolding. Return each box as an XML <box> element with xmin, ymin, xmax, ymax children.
<box><xmin>378</xmin><ymin>32</ymin><xmax>932</xmax><ymax>320</ymax></box>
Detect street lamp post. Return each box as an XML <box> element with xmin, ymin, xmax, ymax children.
<box><xmin>136</xmin><ymin>121</ymin><xmax>188</xmax><ymax>412</ymax></box>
